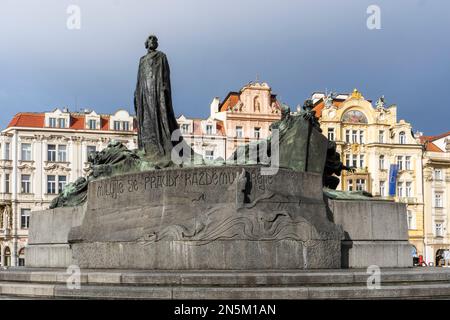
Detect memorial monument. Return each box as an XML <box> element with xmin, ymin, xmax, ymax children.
<box><xmin>26</xmin><ymin>35</ymin><xmax>411</xmax><ymax>273</ymax></box>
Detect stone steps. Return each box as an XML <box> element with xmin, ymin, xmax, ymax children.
<box><xmin>1</xmin><ymin>268</ymin><xmax>450</xmax><ymax>299</ymax></box>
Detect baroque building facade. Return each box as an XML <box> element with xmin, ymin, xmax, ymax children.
<box><xmin>0</xmin><ymin>108</ymin><xmax>136</xmax><ymax>267</ymax></box>
<box><xmin>177</xmin><ymin>81</ymin><xmax>281</xmax><ymax>160</ymax></box>
<box><xmin>312</xmin><ymin>90</ymin><xmax>425</xmax><ymax>256</ymax></box>
<box><xmin>420</xmin><ymin>132</ymin><xmax>450</xmax><ymax>264</ymax></box>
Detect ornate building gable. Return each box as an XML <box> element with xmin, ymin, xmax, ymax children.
<box><xmin>218</xmin><ymin>82</ymin><xmax>280</xmax><ymax>116</ymax></box>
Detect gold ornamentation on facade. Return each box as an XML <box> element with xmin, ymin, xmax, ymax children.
<box><xmin>351</xmin><ymin>88</ymin><xmax>362</xmax><ymax>99</ymax></box>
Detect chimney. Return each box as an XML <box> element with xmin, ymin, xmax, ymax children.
<box><xmin>210</xmin><ymin>97</ymin><xmax>220</xmax><ymax>118</ymax></box>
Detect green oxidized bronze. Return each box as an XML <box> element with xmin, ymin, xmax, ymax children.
<box><xmin>50</xmin><ymin>34</ymin><xmax>373</xmax><ymax>209</ymax></box>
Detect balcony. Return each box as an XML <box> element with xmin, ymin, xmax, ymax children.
<box><xmin>398</xmin><ymin>197</ymin><xmax>418</xmax><ymax>204</ymax></box>
<box><xmin>0</xmin><ymin>193</ymin><xmax>12</xmax><ymax>202</ymax></box>
<box><xmin>0</xmin><ymin>159</ymin><xmax>13</xmax><ymax>169</ymax></box>
<box><xmin>0</xmin><ymin>228</ymin><xmax>11</xmax><ymax>237</ymax></box>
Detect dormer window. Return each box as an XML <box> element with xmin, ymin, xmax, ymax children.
<box><xmin>49</xmin><ymin>118</ymin><xmax>57</xmax><ymax>128</ymax></box>
<box><xmin>114</xmin><ymin>121</ymin><xmax>120</xmax><ymax>131</ymax></box>
<box><xmin>45</xmin><ymin>109</ymin><xmax>70</xmax><ymax>129</ymax></box>
<box><xmin>206</xmin><ymin>124</ymin><xmax>213</xmax><ymax>135</ymax></box>
<box><xmin>88</xmin><ymin>119</ymin><xmax>97</xmax><ymax>130</ymax></box>
<box><xmin>113</xmin><ymin>121</ymin><xmax>130</xmax><ymax>131</ymax></box>
<box><xmin>399</xmin><ymin>131</ymin><xmax>406</xmax><ymax>144</ymax></box>
<box><xmin>181</xmin><ymin>124</ymin><xmax>189</xmax><ymax>134</ymax></box>
<box><xmin>58</xmin><ymin>118</ymin><xmax>67</xmax><ymax>128</ymax></box>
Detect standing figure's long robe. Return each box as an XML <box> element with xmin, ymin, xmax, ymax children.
<box><xmin>134</xmin><ymin>50</ymin><xmax>179</xmax><ymax>160</ymax></box>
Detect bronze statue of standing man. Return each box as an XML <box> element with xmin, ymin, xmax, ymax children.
<box><xmin>134</xmin><ymin>35</ymin><xmax>179</xmax><ymax>161</ymax></box>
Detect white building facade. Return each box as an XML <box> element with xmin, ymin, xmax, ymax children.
<box><xmin>0</xmin><ymin>108</ymin><xmax>136</xmax><ymax>267</ymax></box>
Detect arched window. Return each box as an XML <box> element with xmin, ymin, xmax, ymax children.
<box><xmin>341</xmin><ymin>110</ymin><xmax>368</xmax><ymax>124</ymax></box>
<box><xmin>379</xmin><ymin>155</ymin><xmax>385</xmax><ymax>170</ymax></box>
<box><xmin>4</xmin><ymin>247</ymin><xmax>11</xmax><ymax>267</ymax></box>
<box><xmin>18</xmin><ymin>247</ymin><xmax>25</xmax><ymax>267</ymax></box>
<box><xmin>399</xmin><ymin>131</ymin><xmax>406</xmax><ymax>144</ymax></box>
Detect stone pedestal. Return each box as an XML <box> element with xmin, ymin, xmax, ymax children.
<box><xmin>26</xmin><ymin>205</ymin><xmax>85</xmax><ymax>268</ymax></box>
<box><xmin>328</xmin><ymin>199</ymin><xmax>412</xmax><ymax>268</ymax></box>
<box><xmin>69</xmin><ymin>166</ymin><xmax>344</xmax><ymax>269</ymax></box>
<box><xmin>27</xmin><ymin>166</ymin><xmax>344</xmax><ymax>269</ymax></box>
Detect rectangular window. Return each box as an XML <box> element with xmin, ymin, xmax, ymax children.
<box><xmin>352</xmin><ymin>155</ymin><xmax>357</xmax><ymax>168</ymax></box>
<box><xmin>435</xmin><ymin>169</ymin><xmax>443</xmax><ymax>181</ymax></box>
<box><xmin>397</xmin><ymin>182</ymin><xmax>404</xmax><ymax>197</ymax></box>
<box><xmin>5</xmin><ymin>174</ymin><xmax>10</xmax><ymax>194</ymax></box>
<box><xmin>345</xmin><ymin>154</ymin><xmax>350</xmax><ymax>168</ymax></box>
<box><xmin>114</xmin><ymin>121</ymin><xmax>121</xmax><ymax>131</ymax></box>
<box><xmin>49</xmin><ymin>118</ymin><xmax>57</xmax><ymax>128</ymax></box>
<box><xmin>47</xmin><ymin>175</ymin><xmax>56</xmax><ymax>194</ymax></box>
<box><xmin>435</xmin><ymin>223</ymin><xmax>443</xmax><ymax>237</ymax></box>
<box><xmin>4</xmin><ymin>142</ymin><xmax>10</xmax><ymax>160</ymax></box>
<box><xmin>58</xmin><ymin>145</ymin><xmax>67</xmax><ymax>162</ymax></box>
<box><xmin>405</xmin><ymin>156</ymin><xmax>411</xmax><ymax>170</ymax></box>
<box><xmin>434</xmin><ymin>192</ymin><xmax>443</xmax><ymax>208</ymax></box>
<box><xmin>352</xmin><ymin>130</ymin><xmax>358</xmax><ymax>143</ymax></box>
<box><xmin>405</xmin><ymin>182</ymin><xmax>412</xmax><ymax>197</ymax></box>
<box><xmin>407</xmin><ymin>211</ymin><xmax>416</xmax><ymax>230</ymax></box>
<box><xmin>397</xmin><ymin>156</ymin><xmax>404</xmax><ymax>171</ymax></box>
<box><xmin>236</xmin><ymin>126</ymin><xmax>243</xmax><ymax>138</ymax></box>
<box><xmin>20</xmin><ymin>209</ymin><xmax>31</xmax><ymax>229</ymax></box>
<box><xmin>21</xmin><ymin>175</ymin><xmax>31</xmax><ymax>194</ymax></box>
<box><xmin>181</xmin><ymin>124</ymin><xmax>189</xmax><ymax>134</ymax></box>
<box><xmin>356</xmin><ymin>179</ymin><xmax>365</xmax><ymax>191</ymax></box>
<box><xmin>379</xmin><ymin>181</ymin><xmax>386</xmax><ymax>196</ymax></box>
<box><xmin>359</xmin><ymin>154</ymin><xmax>364</xmax><ymax>168</ymax></box>
<box><xmin>206</xmin><ymin>124</ymin><xmax>213</xmax><ymax>135</ymax></box>
<box><xmin>347</xmin><ymin>179</ymin><xmax>353</xmax><ymax>191</ymax></box>
<box><xmin>359</xmin><ymin>130</ymin><xmax>364</xmax><ymax>144</ymax></box>
<box><xmin>21</xmin><ymin>143</ymin><xmax>32</xmax><ymax>161</ymax></box>
<box><xmin>87</xmin><ymin>146</ymin><xmax>97</xmax><ymax>158</ymax></box>
<box><xmin>47</xmin><ymin>144</ymin><xmax>56</xmax><ymax>162</ymax></box>
<box><xmin>379</xmin><ymin>130</ymin><xmax>384</xmax><ymax>143</ymax></box>
<box><xmin>205</xmin><ymin>150</ymin><xmax>214</xmax><ymax>161</ymax></box>
<box><xmin>122</xmin><ymin>121</ymin><xmax>129</xmax><ymax>131</ymax></box>
<box><xmin>345</xmin><ymin>130</ymin><xmax>350</xmax><ymax>143</ymax></box>
<box><xmin>254</xmin><ymin>127</ymin><xmax>261</xmax><ymax>139</ymax></box>
<box><xmin>327</xmin><ymin>128</ymin><xmax>335</xmax><ymax>141</ymax></box>
<box><xmin>58</xmin><ymin>176</ymin><xmax>67</xmax><ymax>193</ymax></box>
<box><xmin>88</xmin><ymin>119</ymin><xmax>97</xmax><ymax>130</ymax></box>
<box><xmin>58</xmin><ymin>118</ymin><xmax>66</xmax><ymax>128</ymax></box>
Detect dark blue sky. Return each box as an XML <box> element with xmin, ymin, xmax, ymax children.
<box><xmin>1</xmin><ymin>0</ymin><xmax>449</xmax><ymax>135</ymax></box>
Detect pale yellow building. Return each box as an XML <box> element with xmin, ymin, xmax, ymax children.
<box><xmin>420</xmin><ymin>132</ymin><xmax>450</xmax><ymax>264</ymax></box>
<box><xmin>312</xmin><ymin>90</ymin><xmax>425</xmax><ymax>255</ymax></box>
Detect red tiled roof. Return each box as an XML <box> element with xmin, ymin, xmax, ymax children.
<box><xmin>419</xmin><ymin>132</ymin><xmax>450</xmax><ymax>152</ymax></box>
<box><xmin>219</xmin><ymin>92</ymin><xmax>240</xmax><ymax>112</ymax></box>
<box><xmin>70</xmin><ymin>115</ymin><xmax>85</xmax><ymax>130</ymax></box>
<box><xmin>6</xmin><ymin>112</ymin><xmax>132</xmax><ymax>132</ymax></box>
<box><xmin>100</xmin><ymin>116</ymin><xmax>109</xmax><ymax>131</ymax></box>
<box><xmin>313</xmin><ymin>99</ymin><xmax>344</xmax><ymax>118</ymax></box>
<box><xmin>7</xmin><ymin>113</ymin><xmax>45</xmax><ymax>128</ymax></box>
<box><xmin>425</xmin><ymin>142</ymin><xmax>443</xmax><ymax>152</ymax></box>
